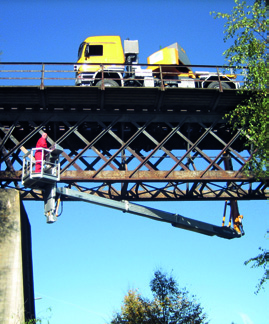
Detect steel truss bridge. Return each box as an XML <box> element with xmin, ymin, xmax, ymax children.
<box><xmin>1</xmin><ymin>85</ymin><xmax>268</xmax><ymax>205</ymax></box>
<box><xmin>0</xmin><ymin>63</ymin><xmax>268</xmax><ymax>208</ymax></box>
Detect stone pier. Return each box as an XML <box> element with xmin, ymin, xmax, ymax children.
<box><xmin>0</xmin><ymin>189</ymin><xmax>35</xmax><ymax>323</ymax></box>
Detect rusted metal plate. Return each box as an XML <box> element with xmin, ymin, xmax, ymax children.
<box><xmin>0</xmin><ymin>170</ymin><xmax>259</xmax><ymax>182</ymax></box>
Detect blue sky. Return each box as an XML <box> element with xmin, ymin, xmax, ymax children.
<box><xmin>1</xmin><ymin>0</ymin><xmax>268</xmax><ymax>324</ymax></box>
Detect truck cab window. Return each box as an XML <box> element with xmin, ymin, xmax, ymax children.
<box><xmin>85</xmin><ymin>45</ymin><xmax>103</xmax><ymax>57</ymax></box>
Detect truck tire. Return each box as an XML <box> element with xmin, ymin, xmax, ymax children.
<box><xmin>96</xmin><ymin>79</ymin><xmax>119</xmax><ymax>87</ymax></box>
<box><xmin>207</xmin><ymin>81</ymin><xmax>231</xmax><ymax>89</ymax></box>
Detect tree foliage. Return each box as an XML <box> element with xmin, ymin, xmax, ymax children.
<box><xmin>212</xmin><ymin>0</ymin><xmax>268</xmax><ymax>294</ymax></box>
<box><xmin>211</xmin><ymin>0</ymin><xmax>267</xmax><ymax>176</ymax></box>
<box><xmin>110</xmin><ymin>270</ymin><xmax>208</xmax><ymax>324</ymax></box>
<box><xmin>244</xmin><ymin>232</ymin><xmax>269</xmax><ymax>294</ymax></box>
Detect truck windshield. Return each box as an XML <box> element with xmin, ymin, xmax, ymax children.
<box><xmin>78</xmin><ymin>43</ymin><xmax>85</xmax><ymax>59</ymax></box>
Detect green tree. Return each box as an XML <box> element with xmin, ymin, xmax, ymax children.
<box><xmin>244</xmin><ymin>232</ymin><xmax>268</xmax><ymax>294</ymax></box>
<box><xmin>211</xmin><ymin>0</ymin><xmax>268</xmax><ymax>294</ymax></box>
<box><xmin>211</xmin><ymin>0</ymin><xmax>267</xmax><ymax>176</ymax></box>
<box><xmin>110</xmin><ymin>270</ymin><xmax>208</xmax><ymax>324</ymax></box>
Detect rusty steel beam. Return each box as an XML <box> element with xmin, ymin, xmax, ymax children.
<box><xmin>0</xmin><ymin>170</ymin><xmax>262</xmax><ymax>182</ymax></box>
<box><xmin>60</xmin><ymin>118</ymin><xmax>120</xmax><ymax>173</ymax></box>
<box><xmin>18</xmin><ymin>187</ymin><xmax>268</xmax><ymax>201</ymax></box>
<box><xmin>92</xmin><ymin>120</ymin><xmax>152</xmax><ymax>178</ymax></box>
<box><xmin>200</xmin><ymin>129</ymin><xmax>242</xmax><ymax>178</ymax></box>
<box><xmin>100</xmin><ymin>122</ymin><xmax>157</xmax><ymax>171</ymax></box>
<box><xmin>1</xmin><ymin>169</ymin><xmax>267</xmax><ymax>201</ymax></box>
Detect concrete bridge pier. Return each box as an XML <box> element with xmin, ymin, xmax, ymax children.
<box><xmin>0</xmin><ymin>189</ymin><xmax>35</xmax><ymax>323</ymax></box>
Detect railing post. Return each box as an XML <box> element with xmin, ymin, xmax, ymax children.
<box><xmin>40</xmin><ymin>63</ymin><xmax>45</xmax><ymax>90</ymax></box>
<box><xmin>216</xmin><ymin>67</ymin><xmax>223</xmax><ymax>92</ymax></box>
<box><xmin>159</xmin><ymin>65</ymin><xmax>165</xmax><ymax>91</ymax></box>
<box><xmin>100</xmin><ymin>64</ymin><xmax>105</xmax><ymax>90</ymax></box>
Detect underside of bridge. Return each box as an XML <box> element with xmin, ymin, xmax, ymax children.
<box><xmin>0</xmin><ymin>86</ymin><xmax>267</xmax><ymax>203</ymax></box>
<box><xmin>1</xmin><ymin>84</ymin><xmax>267</xmax><ymax>321</ymax></box>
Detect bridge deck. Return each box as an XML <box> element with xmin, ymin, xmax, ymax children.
<box><xmin>0</xmin><ymin>86</ymin><xmax>250</xmax><ymax>111</ymax></box>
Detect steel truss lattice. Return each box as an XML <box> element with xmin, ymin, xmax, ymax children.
<box><xmin>0</xmin><ymin>87</ymin><xmax>268</xmax><ymax>202</ymax></box>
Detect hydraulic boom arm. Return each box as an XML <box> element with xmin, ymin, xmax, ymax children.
<box><xmin>56</xmin><ymin>187</ymin><xmax>241</xmax><ymax>240</ymax></box>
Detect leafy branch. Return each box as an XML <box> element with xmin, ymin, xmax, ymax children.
<box><xmin>211</xmin><ymin>0</ymin><xmax>267</xmax><ymax>177</ymax></box>
<box><xmin>245</xmin><ymin>246</ymin><xmax>269</xmax><ymax>294</ymax></box>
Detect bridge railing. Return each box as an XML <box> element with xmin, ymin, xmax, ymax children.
<box><xmin>0</xmin><ymin>62</ymin><xmax>246</xmax><ymax>88</ymax></box>
<box><xmin>0</xmin><ymin>62</ymin><xmax>76</xmax><ymax>87</ymax></box>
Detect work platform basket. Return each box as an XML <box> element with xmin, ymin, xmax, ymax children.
<box><xmin>22</xmin><ymin>146</ymin><xmax>62</xmax><ymax>189</ymax></box>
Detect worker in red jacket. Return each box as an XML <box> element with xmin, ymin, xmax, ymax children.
<box><xmin>35</xmin><ymin>133</ymin><xmax>48</xmax><ymax>172</ymax></box>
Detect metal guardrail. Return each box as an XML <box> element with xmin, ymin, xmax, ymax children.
<box><xmin>0</xmin><ymin>62</ymin><xmax>245</xmax><ymax>89</ymax></box>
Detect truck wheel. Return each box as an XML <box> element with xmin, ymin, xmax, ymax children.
<box><xmin>207</xmin><ymin>81</ymin><xmax>231</xmax><ymax>89</ymax></box>
<box><xmin>96</xmin><ymin>79</ymin><xmax>119</xmax><ymax>87</ymax></box>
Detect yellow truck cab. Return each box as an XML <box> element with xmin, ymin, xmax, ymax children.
<box><xmin>74</xmin><ymin>35</ymin><xmax>154</xmax><ymax>87</ymax></box>
<box><xmin>74</xmin><ymin>36</ymin><xmax>125</xmax><ymax>86</ymax></box>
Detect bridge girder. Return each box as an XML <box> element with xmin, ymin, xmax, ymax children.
<box><xmin>0</xmin><ymin>86</ymin><xmax>268</xmax><ymax>201</ymax></box>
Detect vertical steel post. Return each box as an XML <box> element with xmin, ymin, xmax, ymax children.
<box><xmin>216</xmin><ymin>67</ymin><xmax>223</xmax><ymax>92</ymax></box>
<box><xmin>100</xmin><ymin>64</ymin><xmax>105</xmax><ymax>90</ymax></box>
<box><xmin>159</xmin><ymin>65</ymin><xmax>165</xmax><ymax>91</ymax></box>
<box><xmin>40</xmin><ymin>63</ymin><xmax>45</xmax><ymax>90</ymax></box>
